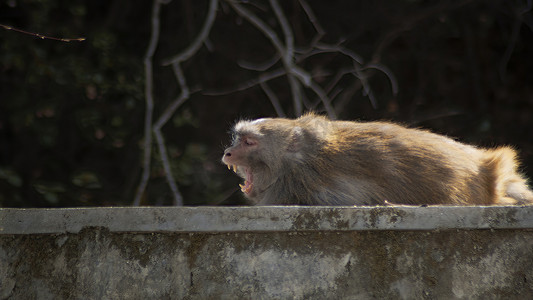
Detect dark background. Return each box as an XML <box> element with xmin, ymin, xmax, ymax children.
<box><xmin>1</xmin><ymin>0</ymin><xmax>532</xmax><ymax>207</ymax></box>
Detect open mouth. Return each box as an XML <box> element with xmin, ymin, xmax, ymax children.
<box><xmin>227</xmin><ymin>164</ymin><xmax>253</xmax><ymax>195</ymax></box>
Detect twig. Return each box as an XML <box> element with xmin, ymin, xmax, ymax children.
<box><xmin>353</xmin><ymin>63</ymin><xmax>378</xmax><ymax>109</ymax></box>
<box><xmin>228</xmin><ymin>0</ymin><xmax>305</xmax><ymax>115</ymax></box>
<box><xmin>260</xmin><ymin>81</ymin><xmax>286</xmax><ymax>117</ymax></box>
<box><xmin>154</xmin><ymin>126</ymin><xmax>183</xmax><ymax>205</ymax></box>
<box><xmin>254</xmin><ymin>2</ymin><xmax>401</xmax><ymax>115</ymax></box>
<box><xmin>311</xmin><ymin>43</ymin><xmax>380</xmax><ymax>109</ymax></box>
<box><xmin>203</xmin><ymin>68</ymin><xmax>286</xmax><ymax>96</ymax></box>
<box><xmin>363</xmin><ymin>62</ymin><xmax>399</xmax><ymax>96</ymax></box>
<box><xmin>297</xmin><ymin>42</ymin><xmax>383</xmax><ymax>111</ymax></box>
<box><xmin>152</xmin><ymin>0</ymin><xmax>218</xmax><ymax>205</ymax></box>
<box><xmin>314</xmin><ymin>43</ymin><xmax>364</xmax><ymax>65</ymax></box>
<box><xmin>237</xmin><ymin>54</ymin><xmax>281</xmax><ymax>71</ymax></box>
<box><xmin>228</xmin><ymin>0</ymin><xmax>301</xmax><ymax>113</ymax></box>
<box><xmin>162</xmin><ymin>0</ymin><xmax>219</xmax><ymax>66</ymax></box>
<box><xmin>133</xmin><ymin>0</ymin><xmax>165</xmax><ymax>206</ymax></box>
<box><xmin>0</xmin><ymin>24</ymin><xmax>85</xmax><ymax>42</ymax></box>
<box><xmin>227</xmin><ymin>0</ymin><xmax>285</xmax><ymax>56</ymax></box>
<box><xmin>270</xmin><ymin>0</ymin><xmax>294</xmax><ymax>62</ymax></box>
<box><xmin>220</xmin><ymin>1</ymin><xmax>395</xmax><ymax>118</ymax></box>
<box><xmin>228</xmin><ymin>0</ymin><xmax>336</xmax><ymax>118</ymax></box>
<box><xmin>298</xmin><ymin>0</ymin><xmax>325</xmax><ymax>44</ymax></box>
<box><xmin>154</xmin><ymin>65</ymin><xmax>190</xmax><ymax>129</ymax></box>
<box><xmin>152</xmin><ymin>64</ymin><xmax>188</xmax><ymax>206</ymax></box>
<box><xmin>296</xmin><ymin>46</ymin><xmax>374</xmax><ymax>112</ymax></box>
<box><xmin>324</xmin><ymin>67</ymin><xmax>358</xmax><ymax>94</ymax></box>
<box><xmin>310</xmin><ymin>42</ymin><xmax>379</xmax><ymax>111</ymax></box>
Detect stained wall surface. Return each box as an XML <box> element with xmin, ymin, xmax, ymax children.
<box><xmin>1</xmin><ymin>206</ymin><xmax>532</xmax><ymax>299</ymax></box>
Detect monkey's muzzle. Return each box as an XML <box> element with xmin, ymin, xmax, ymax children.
<box><xmin>226</xmin><ymin>164</ymin><xmax>253</xmax><ymax>195</ymax></box>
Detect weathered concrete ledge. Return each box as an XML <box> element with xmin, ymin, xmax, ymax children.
<box><xmin>1</xmin><ymin>206</ymin><xmax>533</xmax><ymax>299</ymax></box>
<box><xmin>1</xmin><ymin>205</ymin><xmax>533</xmax><ymax>234</ymax></box>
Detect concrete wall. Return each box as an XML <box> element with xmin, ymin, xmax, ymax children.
<box><xmin>1</xmin><ymin>206</ymin><xmax>533</xmax><ymax>299</ymax></box>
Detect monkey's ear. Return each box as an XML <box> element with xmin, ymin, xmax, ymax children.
<box><xmin>287</xmin><ymin>127</ymin><xmax>305</xmax><ymax>152</ymax></box>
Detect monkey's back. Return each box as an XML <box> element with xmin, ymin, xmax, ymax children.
<box><xmin>294</xmin><ymin>116</ymin><xmax>529</xmax><ymax>205</ymax></box>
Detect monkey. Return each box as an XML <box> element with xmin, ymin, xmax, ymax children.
<box><xmin>221</xmin><ymin>113</ymin><xmax>533</xmax><ymax>206</ymax></box>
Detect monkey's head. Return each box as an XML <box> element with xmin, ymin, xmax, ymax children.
<box><xmin>222</xmin><ymin>116</ymin><xmax>317</xmax><ymax>201</ymax></box>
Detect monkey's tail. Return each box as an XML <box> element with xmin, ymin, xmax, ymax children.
<box><xmin>482</xmin><ymin>147</ymin><xmax>533</xmax><ymax>205</ymax></box>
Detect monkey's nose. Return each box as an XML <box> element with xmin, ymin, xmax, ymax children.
<box><xmin>224</xmin><ymin>150</ymin><xmax>232</xmax><ymax>157</ymax></box>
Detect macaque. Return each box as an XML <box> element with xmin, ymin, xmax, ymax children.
<box><xmin>222</xmin><ymin>113</ymin><xmax>533</xmax><ymax>206</ymax></box>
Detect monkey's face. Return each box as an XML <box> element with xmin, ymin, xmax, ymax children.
<box><xmin>222</xmin><ymin>133</ymin><xmax>259</xmax><ymax>196</ymax></box>
<box><xmin>222</xmin><ymin>118</ymin><xmax>285</xmax><ymax>199</ymax></box>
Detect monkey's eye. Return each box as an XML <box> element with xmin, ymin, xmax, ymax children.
<box><xmin>243</xmin><ymin>138</ymin><xmax>257</xmax><ymax>146</ymax></box>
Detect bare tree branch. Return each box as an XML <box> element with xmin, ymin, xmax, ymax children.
<box><xmin>134</xmin><ymin>0</ymin><xmax>166</xmax><ymax>206</ymax></box>
<box><xmin>324</xmin><ymin>67</ymin><xmax>356</xmax><ymax>94</ymax></box>
<box><xmin>270</xmin><ymin>0</ymin><xmax>294</xmax><ymax>62</ymax></box>
<box><xmin>296</xmin><ymin>40</ymin><xmax>390</xmax><ymax>113</ymax></box>
<box><xmin>238</xmin><ymin>54</ymin><xmax>281</xmax><ymax>71</ymax></box>
<box><xmin>150</xmin><ymin>0</ymin><xmax>218</xmax><ymax>205</ymax></box>
<box><xmin>152</xmin><ymin>64</ymin><xmax>189</xmax><ymax>206</ymax></box>
<box><xmin>226</xmin><ymin>0</ymin><xmax>308</xmax><ymax>115</ymax></box>
<box><xmin>136</xmin><ymin>0</ymin><xmax>218</xmax><ymax>206</ymax></box>
<box><xmin>294</xmin><ymin>44</ymin><xmax>384</xmax><ymax>112</ymax></box>
<box><xmin>298</xmin><ymin>0</ymin><xmax>325</xmax><ymax>44</ymax></box>
<box><xmin>363</xmin><ymin>62</ymin><xmax>399</xmax><ymax>96</ymax></box>
<box><xmin>162</xmin><ymin>0</ymin><xmax>219</xmax><ymax>66</ymax></box>
<box><xmin>353</xmin><ymin>63</ymin><xmax>378</xmax><ymax>109</ymax></box>
<box><xmin>154</xmin><ymin>65</ymin><xmax>190</xmax><ymax>129</ymax></box>
<box><xmin>220</xmin><ymin>0</ymin><xmax>400</xmax><ymax>118</ymax></box>
<box><xmin>227</xmin><ymin>0</ymin><xmax>336</xmax><ymax>118</ymax></box>
<box><xmin>309</xmin><ymin>43</ymin><xmax>380</xmax><ymax>111</ymax></box>
<box><xmin>314</xmin><ymin>43</ymin><xmax>364</xmax><ymax>65</ymax></box>
<box><xmin>269</xmin><ymin>0</ymin><xmax>303</xmax><ymax>115</ymax></box>
<box><xmin>260</xmin><ymin>81</ymin><xmax>286</xmax><ymax>117</ymax></box>
<box><xmin>203</xmin><ymin>68</ymin><xmax>286</xmax><ymax>96</ymax></box>
<box><xmin>227</xmin><ymin>0</ymin><xmax>286</xmax><ymax>55</ymax></box>
<box><xmin>0</xmin><ymin>23</ymin><xmax>86</xmax><ymax>42</ymax></box>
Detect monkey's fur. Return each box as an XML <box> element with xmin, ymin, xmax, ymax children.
<box><xmin>222</xmin><ymin>113</ymin><xmax>533</xmax><ymax>206</ymax></box>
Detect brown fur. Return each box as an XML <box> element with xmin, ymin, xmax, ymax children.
<box><xmin>222</xmin><ymin>113</ymin><xmax>533</xmax><ymax>206</ymax></box>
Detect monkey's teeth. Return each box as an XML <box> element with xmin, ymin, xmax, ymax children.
<box><xmin>239</xmin><ymin>180</ymin><xmax>253</xmax><ymax>194</ymax></box>
<box><xmin>226</xmin><ymin>164</ymin><xmax>238</xmax><ymax>173</ymax></box>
